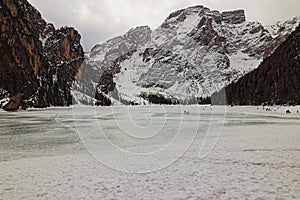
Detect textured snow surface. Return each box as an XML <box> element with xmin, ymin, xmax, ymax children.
<box><xmin>0</xmin><ymin>106</ymin><xmax>300</xmax><ymax>199</ymax></box>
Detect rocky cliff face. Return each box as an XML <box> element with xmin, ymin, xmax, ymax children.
<box><xmin>73</xmin><ymin>26</ymin><xmax>151</xmax><ymax>105</ymax></box>
<box><xmin>75</xmin><ymin>5</ymin><xmax>299</xmax><ymax>105</ymax></box>
<box><xmin>212</xmin><ymin>24</ymin><xmax>300</xmax><ymax>106</ymax></box>
<box><xmin>0</xmin><ymin>0</ymin><xmax>84</xmax><ymax>110</ymax></box>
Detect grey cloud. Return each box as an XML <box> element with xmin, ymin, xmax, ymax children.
<box><xmin>28</xmin><ymin>0</ymin><xmax>300</xmax><ymax>51</ymax></box>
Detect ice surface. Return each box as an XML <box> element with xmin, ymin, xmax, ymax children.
<box><xmin>0</xmin><ymin>106</ymin><xmax>300</xmax><ymax>199</ymax></box>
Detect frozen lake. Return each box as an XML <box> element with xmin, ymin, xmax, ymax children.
<box><xmin>0</xmin><ymin>105</ymin><xmax>300</xmax><ymax>199</ymax></box>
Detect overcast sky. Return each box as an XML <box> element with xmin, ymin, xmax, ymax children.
<box><xmin>28</xmin><ymin>0</ymin><xmax>300</xmax><ymax>51</ymax></box>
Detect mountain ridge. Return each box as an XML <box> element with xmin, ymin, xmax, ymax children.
<box><xmin>74</xmin><ymin>5</ymin><xmax>299</xmax><ymax>106</ymax></box>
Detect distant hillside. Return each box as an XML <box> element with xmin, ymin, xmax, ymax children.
<box><xmin>212</xmin><ymin>24</ymin><xmax>300</xmax><ymax>105</ymax></box>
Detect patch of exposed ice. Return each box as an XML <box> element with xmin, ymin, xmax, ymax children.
<box><xmin>0</xmin><ymin>106</ymin><xmax>300</xmax><ymax>199</ymax></box>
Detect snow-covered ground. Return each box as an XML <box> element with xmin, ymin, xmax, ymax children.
<box><xmin>0</xmin><ymin>106</ymin><xmax>300</xmax><ymax>199</ymax></box>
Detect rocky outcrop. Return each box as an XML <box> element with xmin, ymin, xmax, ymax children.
<box><xmin>189</xmin><ymin>17</ymin><xmax>225</xmax><ymax>46</ymax></box>
<box><xmin>39</xmin><ymin>27</ymin><xmax>84</xmax><ymax>107</ymax></box>
<box><xmin>221</xmin><ymin>10</ymin><xmax>246</xmax><ymax>24</ymax></box>
<box><xmin>2</xmin><ymin>93</ymin><xmax>26</xmax><ymax>111</ymax></box>
<box><xmin>0</xmin><ymin>0</ymin><xmax>84</xmax><ymax>110</ymax></box>
<box><xmin>212</xmin><ymin>24</ymin><xmax>300</xmax><ymax>105</ymax></box>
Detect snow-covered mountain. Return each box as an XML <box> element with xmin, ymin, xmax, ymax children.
<box><xmin>212</xmin><ymin>23</ymin><xmax>300</xmax><ymax>106</ymax></box>
<box><xmin>74</xmin><ymin>5</ymin><xmax>299</xmax><ymax>105</ymax></box>
<box><xmin>73</xmin><ymin>26</ymin><xmax>151</xmax><ymax>105</ymax></box>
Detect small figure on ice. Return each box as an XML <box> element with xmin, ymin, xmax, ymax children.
<box><xmin>184</xmin><ymin>110</ymin><xmax>190</xmax><ymax>115</ymax></box>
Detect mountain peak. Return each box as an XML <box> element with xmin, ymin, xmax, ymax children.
<box><xmin>164</xmin><ymin>5</ymin><xmax>209</xmax><ymax>21</ymax></box>
<box><xmin>161</xmin><ymin>6</ymin><xmax>246</xmax><ymax>30</ymax></box>
<box><xmin>128</xmin><ymin>25</ymin><xmax>151</xmax><ymax>32</ymax></box>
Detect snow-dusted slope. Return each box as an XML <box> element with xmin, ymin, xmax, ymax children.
<box><xmin>73</xmin><ymin>26</ymin><xmax>151</xmax><ymax>105</ymax></box>
<box><xmin>266</xmin><ymin>17</ymin><xmax>300</xmax><ymax>38</ymax></box>
<box><xmin>75</xmin><ymin>5</ymin><xmax>300</xmax><ymax>105</ymax></box>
